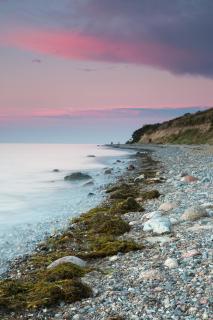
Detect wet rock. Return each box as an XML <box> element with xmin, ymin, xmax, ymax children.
<box><xmin>104</xmin><ymin>168</ymin><xmax>112</xmax><ymax>174</ymax></box>
<box><xmin>180</xmin><ymin>206</ymin><xmax>208</xmax><ymax>221</ymax></box>
<box><xmin>127</xmin><ymin>164</ymin><xmax>135</xmax><ymax>171</ymax></box>
<box><xmin>47</xmin><ymin>256</ymin><xmax>87</xmax><ymax>269</ymax></box>
<box><xmin>83</xmin><ymin>181</ymin><xmax>94</xmax><ymax>186</ymax></box>
<box><xmin>53</xmin><ymin>169</ymin><xmax>60</xmax><ymax>172</ymax></box>
<box><xmin>88</xmin><ymin>192</ymin><xmax>95</xmax><ymax>197</ymax></box>
<box><xmin>64</xmin><ymin>172</ymin><xmax>92</xmax><ymax>181</ymax></box>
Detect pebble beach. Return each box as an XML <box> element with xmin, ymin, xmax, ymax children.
<box><xmin>1</xmin><ymin>144</ymin><xmax>212</xmax><ymax>320</ymax></box>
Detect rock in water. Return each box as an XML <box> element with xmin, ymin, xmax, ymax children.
<box><xmin>164</xmin><ymin>258</ymin><xmax>178</xmax><ymax>269</ymax></box>
<box><xmin>159</xmin><ymin>202</ymin><xmax>177</xmax><ymax>212</ymax></box>
<box><xmin>47</xmin><ymin>256</ymin><xmax>87</xmax><ymax>269</ymax></box>
<box><xmin>127</xmin><ymin>164</ymin><xmax>135</xmax><ymax>171</ymax></box>
<box><xmin>64</xmin><ymin>172</ymin><xmax>92</xmax><ymax>181</ymax></box>
<box><xmin>180</xmin><ymin>206</ymin><xmax>208</xmax><ymax>221</ymax></box>
<box><xmin>143</xmin><ymin>217</ymin><xmax>172</xmax><ymax>234</ymax></box>
<box><xmin>180</xmin><ymin>175</ymin><xmax>198</xmax><ymax>183</ymax></box>
<box><xmin>83</xmin><ymin>181</ymin><xmax>94</xmax><ymax>186</ymax></box>
<box><xmin>104</xmin><ymin>168</ymin><xmax>112</xmax><ymax>174</ymax></box>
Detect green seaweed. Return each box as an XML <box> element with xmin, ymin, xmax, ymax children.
<box><xmin>140</xmin><ymin>190</ymin><xmax>160</xmax><ymax>200</ymax></box>
<box><xmin>27</xmin><ymin>279</ymin><xmax>91</xmax><ymax>309</ymax></box>
<box><xmin>110</xmin><ymin>197</ymin><xmax>143</xmax><ymax>214</ymax></box>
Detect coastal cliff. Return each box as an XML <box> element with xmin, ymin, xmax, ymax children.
<box><xmin>128</xmin><ymin>107</ymin><xmax>213</xmax><ymax>144</ymax></box>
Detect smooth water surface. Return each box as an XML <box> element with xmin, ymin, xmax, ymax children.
<box><xmin>0</xmin><ymin>144</ymin><xmax>132</xmax><ymax>274</ymax></box>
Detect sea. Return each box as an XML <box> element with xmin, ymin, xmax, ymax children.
<box><xmin>0</xmin><ymin>144</ymin><xmax>133</xmax><ymax>275</ymax></box>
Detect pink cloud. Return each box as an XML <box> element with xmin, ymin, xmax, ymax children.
<box><xmin>1</xmin><ymin>28</ymin><xmax>194</xmax><ymax>72</ymax></box>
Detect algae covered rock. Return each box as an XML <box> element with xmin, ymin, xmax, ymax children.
<box><xmin>44</xmin><ymin>263</ymin><xmax>86</xmax><ymax>281</ymax></box>
<box><xmin>83</xmin><ymin>237</ymin><xmax>142</xmax><ymax>259</ymax></box>
<box><xmin>64</xmin><ymin>172</ymin><xmax>92</xmax><ymax>181</ymax></box>
<box><xmin>94</xmin><ymin>214</ymin><xmax>130</xmax><ymax>236</ymax></box>
<box><xmin>111</xmin><ymin>197</ymin><xmax>143</xmax><ymax>214</ymax></box>
<box><xmin>0</xmin><ymin>279</ymin><xmax>31</xmax><ymax>311</ymax></box>
<box><xmin>47</xmin><ymin>256</ymin><xmax>87</xmax><ymax>269</ymax></box>
<box><xmin>109</xmin><ymin>184</ymin><xmax>138</xmax><ymax>200</ymax></box>
<box><xmin>27</xmin><ymin>279</ymin><xmax>91</xmax><ymax>309</ymax></box>
<box><xmin>141</xmin><ymin>190</ymin><xmax>160</xmax><ymax>200</ymax></box>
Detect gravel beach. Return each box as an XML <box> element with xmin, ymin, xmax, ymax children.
<box><xmin>1</xmin><ymin>144</ymin><xmax>212</xmax><ymax>320</ymax></box>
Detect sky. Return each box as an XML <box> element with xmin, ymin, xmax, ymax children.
<box><xmin>0</xmin><ymin>0</ymin><xmax>213</xmax><ymax>143</ymax></box>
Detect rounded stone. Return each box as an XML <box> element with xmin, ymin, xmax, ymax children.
<box><xmin>164</xmin><ymin>257</ymin><xmax>178</xmax><ymax>269</ymax></box>
<box><xmin>180</xmin><ymin>206</ymin><xmax>208</xmax><ymax>221</ymax></box>
<box><xmin>47</xmin><ymin>256</ymin><xmax>87</xmax><ymax>269</ymax></box>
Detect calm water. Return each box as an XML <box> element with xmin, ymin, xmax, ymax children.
<box><xmin>0</xmin><ymin>144</ymin><xmax>131</xmax><ymax>274</ymax></box>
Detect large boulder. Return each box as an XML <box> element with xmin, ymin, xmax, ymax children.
<box><xmin>143</xmin><ymin>217</ymin><xmax>172</xmax><ymax>234</ymax></box>
<box><xmin>47</xmin><ymin>256</ymin><xmax>87</xmax><ymax>270</ymax></box>
<box><xmin>64</xmin><ymin>172</ymin><xmax>92</xmax><ymax>181</ymax></box>
<box><xmin>180</xmin><ymin>206</ymin><xmax>208</xmax><ymax>221</ymax></box>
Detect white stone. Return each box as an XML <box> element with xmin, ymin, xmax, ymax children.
<box><xmin>143</xmin><ymin>211</ymin><xmax>161</xmax><ymax>220</ymax></box>
<box><xmin>180</xmin><ymin>206</ymin><xmax>208</xmax><ymax>221</ymax></box>
<box><xmin>109</xmin><ymin>255</ymin><xmax>118</xmax><ymax>262</ymax></box>
<box><xmin>164</xmin><ymin>257</ymin><xmax>178</xmax><ymax>269</ymax></box>
<box><xmin>159</xmin><ymin>202</ymin><xmax>178</xmax><ymax>212</ymax></box>
<box><xmin>143</xmin><ymin>217</ymin><xmax>172</xmax><ymax>234</ymax></box>
<box><xmin>47</xmin><ymin>256</ymin><xmax>86</xmax><ymax>269</ymax></box>
<box><xmin>134</xmin><ymin>174</ymin><xmax>145</xmax><ymax>182</ymax></box>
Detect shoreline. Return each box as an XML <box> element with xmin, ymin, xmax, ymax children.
<box><xmin>0</xmin><ymin>146</ymin><xmax>133</xmax><ymax>276</ymax></box>
<box><xmin>0</xmin><ymin>145</ymin><xmax>212</xmax><ymax>319</ymax></box>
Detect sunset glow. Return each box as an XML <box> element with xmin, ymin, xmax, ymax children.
<box><xmin>0</xmin><ymin>0</ymin><xmax>213</xmax><ymax>142</ymax></box>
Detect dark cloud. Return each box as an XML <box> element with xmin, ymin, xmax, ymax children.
<box><xmin>1</xmin><ymin>0</ymin><xmax>213</xmax><ymax>77</ymax></box>
<box><xmin>32</xmin><ymin>58</ymin><xmax>42</xmax><ymax>63</ymax></box>
<box><xmin>70</xmin><ymin>0</ymin><xmax>213</xmax><ymax>76</ymax></box>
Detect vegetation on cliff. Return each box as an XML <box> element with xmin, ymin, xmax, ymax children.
<box><xmin>128</xmin><ymin>107</ymin><xmax>213</xmax><ymax>144</ymax></box>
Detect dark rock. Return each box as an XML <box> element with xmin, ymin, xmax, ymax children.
<box><xmin>53</xmin><ymin>169</ymin><xmax>60</xmax><ymax>172</ymax></box>
<box><xmin>87</xmin><ymin>155</ymin><xmax>96</xmax><ymax>158</ymax></box>
<box><xmin>104</xmin><ymin>168</ymin><xmax>112</xmax><ymax>174</ymax></box>
<box><xmin>127</xmin><ymin>164</ymin><xmax>135</xmax><ymax>171</ymax></box>
<box><xmin>83</xmin><ymin>181</ymin><xmax>94</xmax><ymax>186</ymax></box>
<box><xmin>88</xmin><ymin>192</ymin><xmax>95</xmax><ymax>197</ymax></box>
<box><xmin>64</xmin><ymin>172</ymin><xmax>92</xmax><ymax>181</ymax></box>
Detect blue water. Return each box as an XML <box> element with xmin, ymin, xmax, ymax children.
<box><xmin>0</xmin><ymin>144</ymin><xmax>132</xmax><ymax>274</ymax></box>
